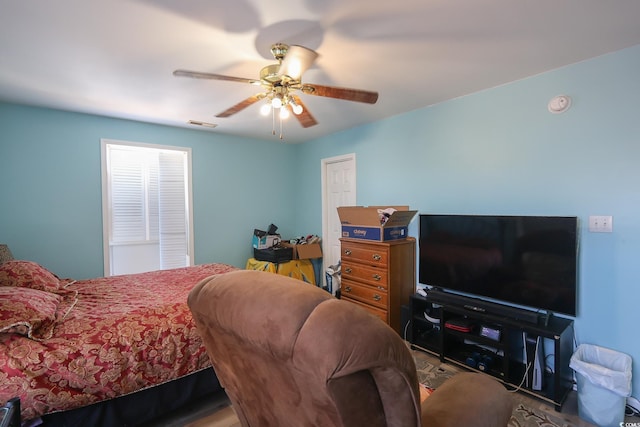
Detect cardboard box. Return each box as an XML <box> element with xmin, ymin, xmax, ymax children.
<box><xmin>252</xmin><ymin>234</ymin><xmax>281</xmax><ymax>249</ymax></box>
<box><xmin>281</xmin><ymin>242</ymin><xmax>323</xmax><ymax>259</ymax></box>
<box><xmin>337</xmin><ymin>206</ymin><xmax>418</xmax><ymax>241</ymax></box>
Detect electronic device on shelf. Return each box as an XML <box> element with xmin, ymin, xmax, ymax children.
<box><xmin>419</xmin><ymin>214</ymin><xmax>578</xmax><ymax>318</ymax></box>
<box><xmin>463</xmin><ymin>339</ymin><xmax>504</xmax><ymax>357</ymax></box>
<box><xmin>444</xmin><ymin>318</ymin><xmax>475</xmax><ymax>333</ymax></box>
<box><xmin>479</xmin><ymin>324</ymin><xmax>502</xmax><ymax>341</ymax></box>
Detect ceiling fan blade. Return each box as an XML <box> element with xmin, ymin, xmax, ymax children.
<box><xmin>278</xmin><ymin>45</ymin><xmax>318</xmax><ymax>81</ymax></box>
<box><xmin>289</xmin><ymin>95</ymin><xmax>317</xmax><ymax>128</ymax></box>
<box><xmin>216</xmin><ymin>94</ymin><xmax>265</xmax><ymax>118</ymax></box>
<box><xmin>300</xmin><ymin>83</ymin><xmax>378</xmax><ymax>104</ymax></box>
<box><xmin>173</xmin><ymin>69</ymin><xmax>260</xmax><ymax>85</ymax></box>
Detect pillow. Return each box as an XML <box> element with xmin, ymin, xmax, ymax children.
<box><xmin>0</xmin><ymin>260</ymin><xmax>62</xmax><ymax>292</ymax></box>
<box><xmin>0</xmin><ymin>287</ymin><xmax>62</xmax><ymax>340</ymax></box>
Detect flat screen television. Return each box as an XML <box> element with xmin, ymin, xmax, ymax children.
<box><xmin>419</xmin><ymin>214</ymin><xmax>578</xmax><ymax>317</ymax></box>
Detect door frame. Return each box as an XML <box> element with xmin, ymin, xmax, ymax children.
<box><xmin>321</xmin><ymin>153</ymin><xmax>356</xmax><ymax>291</ymax></box>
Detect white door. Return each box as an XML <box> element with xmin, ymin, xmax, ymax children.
<box><xmin>321</xmin><ymin>154</ymin><xmax>356</xmax><ymax>293</ymax></box>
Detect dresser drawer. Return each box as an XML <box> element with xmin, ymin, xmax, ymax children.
<box><xmin>341</xmin><ymin>242</ymin><xmax>388</xmax><ymax>267</ymax></box>
<box><xmin>342</xmin><ymin>261</ymin><xmax>388</xmax><ymax>290</ymax></box>
<box><xmin>341</xmin><ymin>295</ymin><xmax>388</xmax><ymax>322</ymax></box>
<box><xmin>339</xmin><ymin>237</ymin><xmax>416</xmax><ymax>335</ymax></box>
<box><xmin>341</xmin><ymin>280</ymin><xmax>388</xmax><ymax>310</ymax></box>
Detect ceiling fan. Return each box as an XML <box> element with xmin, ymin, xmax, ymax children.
<box><xmin>173</xmin><ymin>43</ymin><xmax>379</xmax><ymax>136</ymax></box>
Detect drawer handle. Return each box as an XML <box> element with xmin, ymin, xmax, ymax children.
<box><xmin>373</xmin><ymin>294</ymin><xmax>382</xmax><ymax>301</ymax></box>
<box><xmin>344</xmin><ymin>267</ymin><xmax>352</xmax><ymax>274</ymax></box>
<box><xmin>344</xmin><ymin>249</ymin><xmax>352</xmax><ymax>256</ymax></box>
<box><xmin>372</xmin><ymin>254</ymin><xmax>381</xmax><ymax>261</ymax></box>
<box><xmin>344</xmin><ymin>286</ymin><xmax>352</xmax><ymax>293</ymax></box>
<box><xmin>372</xmin><ymin>274</ymin><xmax>381</xmax><ymax>281</ymax></box>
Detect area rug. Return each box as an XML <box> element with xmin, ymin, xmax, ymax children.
<box><xmin>412</xmin><ymin>351</ymin><xmax>578</xmax><ymax>427</ymax></box>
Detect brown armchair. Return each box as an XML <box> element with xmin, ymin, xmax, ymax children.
<box><xmin>188</xmin><ymin>270</ymin><xmax>513</xmax><ymax>427</ymax></box>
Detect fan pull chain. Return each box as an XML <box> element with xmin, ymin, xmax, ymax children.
<box><xmin>279</xmin><ymin>114</ymin><xmax>284</xmax><ymax>140</ymax></box>
<box><xmin>271</xmin><ymin>107</ymin><xmax>276</xmax><ymax>136</ymax></box>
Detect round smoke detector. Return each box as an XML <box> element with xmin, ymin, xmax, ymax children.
<box><xmin>548</xmin><ymin>95</ymin><xmax>572</xmax><ymax>114</ymax></box>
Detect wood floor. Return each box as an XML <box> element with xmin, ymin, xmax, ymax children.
<box><xmin>147</xmin><ymin>350</ymin><xmax>635</xmax><ymax>427</ymax></box>
<box><xmin>142</xmin><ymin>391</ymin><xmax>238</xmax><ymax>427</ymax></box>
<box><xmin>183</xmin><ymin>404</ymin><xmax>239</xmax><ymax>427</ymax></box>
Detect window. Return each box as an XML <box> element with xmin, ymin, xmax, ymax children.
<box><xmin>101</xmin><ymin>139</ymin><xmax>193</xmax><ymax>276</ymax></box>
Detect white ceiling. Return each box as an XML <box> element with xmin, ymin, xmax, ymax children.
<box><xmin>1</xmin><ymin>0</ymin><xmax>640</xmax><ymax>144</ymax></box>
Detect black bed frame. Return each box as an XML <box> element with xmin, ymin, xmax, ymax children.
<box><xmin>39</xmin><ymin>368</ymin><xmax>222</xmax><ymax>427</ymax></box>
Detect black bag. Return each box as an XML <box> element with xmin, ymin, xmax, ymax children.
<box><xmin>253</xmin><ymin>246</ymin><xmax>293</xmax><ymax>263</ymax></box>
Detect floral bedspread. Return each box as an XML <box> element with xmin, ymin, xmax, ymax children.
<box><xmin>0</xmin><ymin>263</ymin><xmax>238</xmax><ymax>421</ymax></box>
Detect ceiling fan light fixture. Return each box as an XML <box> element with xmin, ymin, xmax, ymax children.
<box><xmin>279</xmin><ymin>108</ymin><xmax>290</xmax><ymax>119</ymax></box>
<box><xmin>260</xmin><ymin>103</ymin><xmax>272</xmax><ymax>116</ymax></box>
<box><xmin>278</xmin><ymin>45</ymin><xmax>318</xmax><ymax>81</ymax></box>
<box><xmin>288</xmin><ymin>97</ymin><xmax>303</xmax><ymax>115</ymax></box>
<box><xmin>271</xmin><ymin>94</ymin><xmax>283</xmax><ymax>108</ymax></box>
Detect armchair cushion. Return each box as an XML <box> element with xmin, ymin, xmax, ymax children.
<box><xmin>421</xmin><ymin>371</ymin><xmax>514</xmax><ymax>427</ymax></box>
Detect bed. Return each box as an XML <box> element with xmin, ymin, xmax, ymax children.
<box><xmin>0</xmin><ymin>260</ymin><xmax>238</xmax><ymax>426</ymax></box>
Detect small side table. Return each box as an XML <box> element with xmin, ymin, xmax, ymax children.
<box><xmin>0</xmin><ymin>397</ymin><xmax>20</xmax><ymax>427</ymax></box>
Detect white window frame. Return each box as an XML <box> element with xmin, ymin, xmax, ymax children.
<box><xmin>100</xmin><ymin>139</ymin><xmax>194</xmax><ymax>276</ymax></box>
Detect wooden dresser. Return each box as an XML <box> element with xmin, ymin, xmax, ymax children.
<box><xmin>340</xmin><ymin>237</ymin><xmax>416</xmax><ymax>335</ymax></box>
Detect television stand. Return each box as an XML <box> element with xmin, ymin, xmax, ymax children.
<box><xmin>409</xmin><ymin>292</ymin><xmax>574</xmax><ymax>411</ymax></box>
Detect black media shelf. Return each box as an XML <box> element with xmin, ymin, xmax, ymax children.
<box><xmin>409</xmin><ymin>293</ymin><xmax>574</xmax><ymax>411</ymax></box>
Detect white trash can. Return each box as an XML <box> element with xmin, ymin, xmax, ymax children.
<box><xmin>569</xmin><ymin>344</ymin><xmax>632</xmax><ymax>427</ymax></box>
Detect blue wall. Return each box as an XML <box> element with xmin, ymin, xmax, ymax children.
<box><xmin>296</xmin><ymin>44</ymin><xmax>640</xmax><ymax>396</ymax></box>
<box><xmin>0</xmin><ymin>103</ymin><xmax>296</xmax><ymax>278</ymax></box>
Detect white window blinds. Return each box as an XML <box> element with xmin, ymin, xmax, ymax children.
<box><xmin>109</xmin><ymin>147</ymin><xmax>158</xmax><ymax>243</ymax></box>
<box><xmin>101</xmin><ymin>140</ymin><xmax>192</xmax><ymax>275</ymax></box>
<box><xmin>158</xmin><ymin>151</ymin><xmax>189</xmax><ymax>270</ymax></box>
